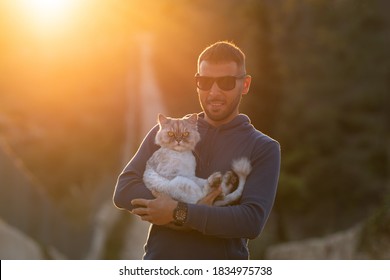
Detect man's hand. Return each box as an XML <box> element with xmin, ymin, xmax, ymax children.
<box><xmin>131</xmin><ymin>185</ymin><xmax>222</xmax><ymax>225</ymax></box>
<box><xmin>131</xmin><ymin>192</ymin><xmax>177</xmax><ymax>225</ymax></box>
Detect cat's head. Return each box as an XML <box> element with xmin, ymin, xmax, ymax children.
<box><xmin>155</xmin><ymin>113</ymin><xmax>200</xmax><ymax>152</ymax></box>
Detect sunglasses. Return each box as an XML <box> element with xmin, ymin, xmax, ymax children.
<box><xmin>195</xmin><ymin>74</ymin><xmax>247</xmax><ymax>91</ymax></box>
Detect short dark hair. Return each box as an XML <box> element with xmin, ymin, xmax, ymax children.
<box><xmin>197</xmin><ymin>41</ymin><xmax>246</xmax><ymax>72</ymax></box>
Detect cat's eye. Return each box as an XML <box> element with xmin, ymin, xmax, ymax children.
<box><xmin>168</xmin><ymin>131</ymin><xmax>175</xmax><ymax>137</ymax></box>
<box><xmin>182</xmin><ymin>132</ymin><xmax>189</xmax><ymax>137</ymax></box>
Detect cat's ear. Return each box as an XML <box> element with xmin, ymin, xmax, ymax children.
<box><xmin>186</xmin><ymin>113</ymin><xmax>198</xmax><ymax>124</ymax></box>
<box><xmin>158</xmin><ymin>113</ymin><xmax>169</xmax><ymax>124</ymax></box>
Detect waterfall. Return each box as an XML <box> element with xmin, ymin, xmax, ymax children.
<box><xmin>87</xmin><ymin>33</ymin><xmax>167</xmax><ymax>259</ymax></box>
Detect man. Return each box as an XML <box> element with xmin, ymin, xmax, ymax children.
<box><xmin>113</xmin><ymin>41</ymin><xmax>280</xmax><ymax>259</ymax></box>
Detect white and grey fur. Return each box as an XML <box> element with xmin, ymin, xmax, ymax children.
<box><xmin>143</xmin><ymin>113</ymin><xmax>251</xmax><ymax>206</ymax></box>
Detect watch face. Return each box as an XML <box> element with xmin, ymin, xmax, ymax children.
<box><xmin>174</xmin><ymin>202</ymin><xmax>188</xmax><ymax>225</ymax></box>
<box><xmin>175</xmin><ymin>209</ymin><xmax>186</xmax><ymax>222</ymax></box>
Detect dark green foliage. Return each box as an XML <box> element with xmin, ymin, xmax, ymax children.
<box><xmin>266</xmin><ymin>0</ymin><xmax>389</xmax><ymax>243</ymax></box>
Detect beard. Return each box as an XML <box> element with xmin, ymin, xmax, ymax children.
<box><xmin>199</xmin><ymin>92</ymin><xmax>242</xmax><ymax>123</ymax></box>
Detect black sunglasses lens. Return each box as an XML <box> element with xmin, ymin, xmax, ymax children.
<box><xmin>196</xmin><ymin>76</ymin><xmax>241</xmax><ymax>90</ymax></box>
<box><xmin>196</xmin><ymin>77</ymin><xmax>214</xmax><ymax>90</ymax></box>
<box><xmin>217</xmin><ymin>76</ymin><xmax>236</xmax><ymax>90</ymax></box>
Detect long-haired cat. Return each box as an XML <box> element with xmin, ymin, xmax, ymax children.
<box><xmin>143</xmin><ymin>113</ymin><xmax>251</xmax><ymax>206</ymax></box>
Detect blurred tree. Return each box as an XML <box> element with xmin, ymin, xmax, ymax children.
<box><xmin>267</xmin><ymin>0</ymin><xmax>389</xmax><ymax>243</ymax></box>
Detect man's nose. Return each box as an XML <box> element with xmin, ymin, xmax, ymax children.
<box><xmin>209</xmin><ymin>81</ymin><xmax>221</xmax><ymax>94</ymax></box>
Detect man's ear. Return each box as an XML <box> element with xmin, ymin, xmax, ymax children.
<box><xmin>242</xmin><ymin>75</ymin><xmax>252</xmax><ymax>96</ymax></box>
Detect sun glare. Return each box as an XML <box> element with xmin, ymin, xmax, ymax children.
<box><xmin>17</xmin><ymin>0</ymin><xmax>77</xmax><ymax>31</ymax></box>
<box><xmin>27</xmin><ymin>0</ymin><xmax>68</xmax><ymax>14</ymax></box>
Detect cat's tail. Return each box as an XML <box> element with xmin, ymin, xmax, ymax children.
<box><xmin>232</xmin><ymin>157</ymin><xmax>252</xmax><ymax>179</ymax></box>
<box><xmin>214</xmin><ymin>157</ymin><xmax>252</xmax><ymax>206</ymax></box>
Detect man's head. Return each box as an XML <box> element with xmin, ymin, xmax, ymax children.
<box><xmin>197</xmin><ymin>41</ymin><xmax>246</xmax><ymax>74</ymax></box>
<box><xmin>196</xmin><ymin>41</ymin><xmax>251</xmax><ymax>127</ymax></box>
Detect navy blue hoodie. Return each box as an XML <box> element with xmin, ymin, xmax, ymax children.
<box><xmin>113</xmin><ymin>113</ymin><xmax>280</xmax><ymax>259</ymax></box>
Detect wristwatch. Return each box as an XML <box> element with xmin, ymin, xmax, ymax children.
<box><xmin>173</xmin><ymin>202</ymin><xmax>188</xmax><ymax>226</ymax></box>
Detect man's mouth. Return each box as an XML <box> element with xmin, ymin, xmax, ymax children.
<box><xmin>208</xmin><ymin>100</ymin><xmax>225</xmax><ymax>109</ymax></box>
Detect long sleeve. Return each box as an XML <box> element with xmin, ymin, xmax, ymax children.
<box><xmin>186</xmin><ymin>135</ymin><xmax>281</xmax><ymax>239</ymax></box>
<box><xmin>112</xmin><ymin>126</ymin><xmax>159</xmax><ymax>211</ymax></box>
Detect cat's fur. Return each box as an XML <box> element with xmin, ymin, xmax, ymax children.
<box><xmin>143</xmin><ymin>113</ymin><xmax>251</xmax><ymax>206</ymax></box>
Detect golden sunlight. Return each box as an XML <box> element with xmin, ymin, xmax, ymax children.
<box><xmin>16</xmin><ymin>0</ymin><xmax>77</xmax><ymax>31</ymax></box>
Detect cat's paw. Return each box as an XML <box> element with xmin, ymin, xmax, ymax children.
<box><xmin>207</xmin><ymin>172</ymin><xmax>222</xmax><ymax>188</ymax></box>
<box><xmin>222</xmin><ymin>171</ymin><xmax>239</xmax><ymax>193</ymax></box>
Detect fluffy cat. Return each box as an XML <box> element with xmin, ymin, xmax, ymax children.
<box><xmin>143</xmin><ymin>113</ymin><xmax>251</xmax><ymax>206</ymax></box>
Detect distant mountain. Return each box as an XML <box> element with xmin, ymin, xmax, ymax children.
<box><xmin>0</xmin><ymin>137</ymin><xmax>87</xmax><ymax>259</ymax></box>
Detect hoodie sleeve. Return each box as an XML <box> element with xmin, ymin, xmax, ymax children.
<box><xmin>112</xmin><ymin>126</ymin><xmax>159</xmax><ymax>211</ymax></box>
<box><xmin>186</xmin><ymin>139</ymin><xmax>281</xmax><ymax>239</ymax></box>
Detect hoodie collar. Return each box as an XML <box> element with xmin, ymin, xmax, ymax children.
<box><xmin>197</xmin><ymin>112</ymin><xmax>252</xmax><ymax>131</ymax></box>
